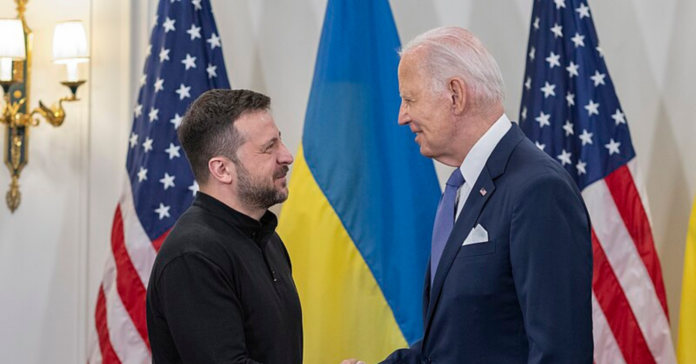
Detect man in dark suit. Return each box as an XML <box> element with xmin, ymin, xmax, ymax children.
<box><xmin>343</xmin><ymin>27</ymin><xmax>593</xmax><ymax>364</ymax></box>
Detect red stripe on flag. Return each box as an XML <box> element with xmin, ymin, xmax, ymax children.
<box><xmin>604</xmin><ymin>165</ymin><xmax>669</xmax><ymax>319</ymax></box>
<box><xmin>592</xmin><ymin>229</ymin><xmax>655</xmax><ymax>364</ymax></box>
<box><xmin>152</xmin><ymin>229</ymin><xmax>170</xmax><ymax>252</ymax></box>
<box><xmin>111</xmin><ymin>206</ymin><xmax>151</xmax><ymax>349</ymax></box>
<box><xmin>95</xmin><ymin>284</ymin><xmax>123</xmax><ymax>364</ymax></box>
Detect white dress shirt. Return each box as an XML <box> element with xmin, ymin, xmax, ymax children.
<box><xmin>455</xmin><ymin>114</ymin><xmax>512</xmax><ymax>220</ymax></box>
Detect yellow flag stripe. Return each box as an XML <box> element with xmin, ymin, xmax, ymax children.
<box><xmin>678</xmin><ymin>196</ymin><xmax>696</xmax><ymax>363</ymax></box>
<box><xmin>278</xmin><ymin>146</ymin><xmax>407</xmax><ymax>363</ymax></box>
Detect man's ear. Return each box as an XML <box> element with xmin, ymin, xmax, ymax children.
<box><xmin>208</xmin><ymin>156</ymin><xmax>235</xmax><ymax>184</ymax></box>
<box><xmin>449</xmin><ymin>77</ymin><xmax>467</xmax><ymax>115</ymax></box>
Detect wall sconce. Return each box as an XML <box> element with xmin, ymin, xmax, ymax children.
<box><xmin>0</xmin><ymin>0</ymin><xmax>89</xmax><ymax>213</ymax></box>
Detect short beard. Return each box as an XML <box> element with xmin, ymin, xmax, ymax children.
<box><xmin>234</xmin><ymin>160</ymin><xmax>289</xmax><ymax>211</ymax></box>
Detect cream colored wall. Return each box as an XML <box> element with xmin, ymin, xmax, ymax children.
<box><xmin>0</xmin><ymin>0</ymin><xmax>692</xmax><ymax>362</ymax></box>
<box><xmin>0</xmin><ymin>0</ymin><xmax>90</xmax><ymax>362</ymax></box>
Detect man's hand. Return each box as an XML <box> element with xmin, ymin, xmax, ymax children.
<box><xmin>340</xmin><ymin>359</ymin><xmax>366</xmax><ymax>364</ymax></box>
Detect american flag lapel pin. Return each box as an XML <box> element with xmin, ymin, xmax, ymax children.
<box><xmin>480</xmin><ymin>188</ymin><xmax>487</xmax><ymax>196</ymax></box>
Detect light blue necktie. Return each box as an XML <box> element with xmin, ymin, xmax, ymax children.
<box><xmin>431</xmin><ymin>168</ymin><xmax>465</xmax><ymax>282</ymax></box>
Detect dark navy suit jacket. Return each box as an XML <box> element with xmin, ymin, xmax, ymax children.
<box><xmin>381</xmin><ymin>125</ymin><xmax>593</xmax><ymax>364</ymax></box>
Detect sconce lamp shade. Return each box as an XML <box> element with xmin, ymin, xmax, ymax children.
<box><xmin>53</xmin><ymin>21</ymin><xmax>89</xmax><ymax>64</ymax></box>
<box><xmin>0</xmin><ymin>19</ymin><xmax>27</xmax><ymax>60</ymax></box>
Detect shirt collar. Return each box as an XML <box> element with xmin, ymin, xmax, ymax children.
<box><xmin>193</xmin><ymin>192</ymin><xmax>278</xmax><ymax>246</ymax></box>
<box><xmin>459</xmin><ymin>114</ymin><xmax>513</xmax><ymax>186</ymax></box>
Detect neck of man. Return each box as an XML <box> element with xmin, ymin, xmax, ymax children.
<box><xmin>449</xmin><ymin>103</ymin><xmax>505</xmax><ymax>166</ymax></box>
<box><xmin>200</xmin><ymin>184</ymin><xmax>267</xmax><ymax>221</ymax></box>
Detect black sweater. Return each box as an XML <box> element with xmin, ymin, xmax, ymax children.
<box><xmin>146</xmin><ymin>192</ymin><xmax>303</xmax><ymax>364</ymax></box>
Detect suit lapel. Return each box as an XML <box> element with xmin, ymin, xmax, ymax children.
<box><xmin>421</xmin><ymin>124</ymin><xmax>526</xmax><ymax>345</ymax></box>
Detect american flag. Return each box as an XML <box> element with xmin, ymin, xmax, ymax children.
<box><xmin>87</xmin><ymin>0</ymin><xmax>229</xmax><ymax>362</ymax></box>
<box><xmin>519</xmin><ymin>1</ymin><xmax>675</xmax><ymax>363</ymax></box>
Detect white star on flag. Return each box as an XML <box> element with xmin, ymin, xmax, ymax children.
<box><xmin>206</xmin><ymin>64</ymin><xmax>218</xmax><ymax>79</ymax></box>
<box><xmin>154</xmin><ymin>78</ymin><xmax>165</xmax><ymax>92</ymax></box>
<box><xmin>170</xmin><ymin>114</ymin><xmax>183</xmax><ymax>129</ymax></box>
<box><xmin>576</xmin><ymin>160</ymin><xmax>587</xmax><ymax>175</ymax></box>
<box><xmin>154</xmin><ymin>203</ymin><xmax>171</xmax><ymax>220</ymax></box>
<box><xmin>557</xmin><ymin>149</ymin><xmax>572</xmax><ymax>166</ymax></box>
<box><xmin>129</xmin><ymin>133</ymin><xmax>139</xmax><ymax>148</ymax></box>
<box><xmin>566</xmin><ymin>92</ymin><xmax>575</xmax><ymax>107</ymax></box>
<box><xmin>187</xmin><ymin>24</ymin><xmax>202</xmax><ymax>40</ymax></box>
<box><xmin>554</xmin><ymin>0</ymin><xmax>566</xmax><ymax>9</ymax></box>
<box><xmin>576</xmin><ymin>3</ymin><xmax>591</xmax><ymax>19</ymax></box>
<box><xmin>525</xmin><ymin>77</ymin><xmax>532</xmax><ymax>90</ymax></box>
<box><xmin>535</xmin><ymin>141</ymin><xmax>546</xmax><ymax>151</ymax></box>
<box><xmin>137</xmin><ymin>167</ymin><xmax>148</xmax><ymax>182</ymax></box>
<box><xmin>591</xmin><ymin>71</ymin><xmax>606</xmax><ymax>86</ymax></box>
<box><xmin>165</xmin><ymin>143</ymin><xmax>181</xmax><ymax>160</ymax></box>
<box><xmin>207</xmin><ymin>33</ymin><xmax>222</xmax><ymax>49</ymax></box>
<box><xmin>134</xmin><ymin>104</ymin><xmax>143</xmax><ymax>117</ymax></box>
<box><xmin>189</xmin><ymin>181</ymin><xmax>199</xmax><ymax>196</ymax></box>
<box><xmin>182</xmin><ymin>54</ymin><xmax>197</xmax><ymax>70</ymax></box>
<box><xmin>546</xmin><ymin>52</ymin><xmax>561</xmax><ymax>68</ymax></box>
<box><xmin>571</xmin><ymin>33</ymin><xmax>585</xmax><ymax>48</ymax></box>
<box><xmin>550</xmin><ymin>23</ymin><xmax>563</xmax><ymax>38</ymax></box>
<box><xmin>612</xmin><ymin>109</ymin><xmax>626</xmax><ymax>125</ymax></box>
<box><xmin>605</xmin><ymin>138</ymin><xmax>621</xmax><ymax>155</ymax></box>
<box><xmin>585</xmin><ymin>100</ymin><xmax>600</xmax><ymax>116</ymax></box>
<box><xmin>149</xmin><ymin>108</ymin><xmax>159</xmax><ymax>122</ymax></box>
<box><xmin>176</xmin><ymin>84</ymin><xmax>192</xmax><ymax>100</ymax></box>
<box><xmin>563</xmin><ymin>120</ymin><xmax>574</xmax><ymax>136</ymax></box>
<box><xmin>142</xmin><ymin>137</ymin><xmax>154</xmax><ymax>152</ymax></box>
<box><xmin>579</xmin><ymin>129</ymin><xmax>594</xmax><ymax>146</ymax></box>
<box><xmin>536</xmin><ymin>111</ymin><xmax>551</xmax><ymax>128</ymax></box>
<box><xmin>192</xmin><ymin>0</ymin><xmax>202</xmax><ymax>10</ymax></box>
<box><xmin>140</xmin><ymin>74</ymin><xmax>147</xmax><ymax>86</ymax></box>
<box><xmin>541</xmin><ymin>82</ymin><xmax>556</xmax><ymax>98</ymax></box>
<box><xmin>566</xmin><ymin>62</ymin><xmax>579</xmax><ymax>78</ymax></box>
<box><xmin>163</xmin><ymin>17</ymin><xmax>176</xmax><ymax>33</ymax></box>
<box><xmin>159</xmin><ymin>48</ymin><xmax>171</xmax><ymax>62</ymax></box>
<box><xmin>529</xmin><ymin>47</ymin><xmax>535</xmax><ymax>61</ymax></box>
<box><xmin>159</xmin><ymin>173</ymin><xmax>176</xmax><ymax>190</ymax></box>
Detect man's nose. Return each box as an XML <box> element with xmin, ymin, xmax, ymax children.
<box><xmin>397</xmin><ymin>103</ymin><xmax>410</xmax><ymax>126</ymax></box>
<box><xmin>278</xmin><ymin>142</ymin><xmax>294</xmax><ymax>165</ymax></box>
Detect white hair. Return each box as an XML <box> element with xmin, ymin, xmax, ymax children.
<box><xmin>400</xmin><ymin>27</ymin><xmax>506</xmax><ymax>107</ymax></box>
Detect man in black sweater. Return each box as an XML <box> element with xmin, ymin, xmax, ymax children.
<box><xmin>146</xmin><ymin>89</ymin><xmax>302</xmax><ymax>364</ymax></box>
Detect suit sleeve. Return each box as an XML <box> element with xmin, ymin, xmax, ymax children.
<box><xmin>379</xmin><ymin>340</ymin><xmax>422</xmax><ymax>364</ymax></box>
<box><xmin>155</xmin><ymin>253</ymin><xmax>263</xmax><ymax>364</ymax></box>
<box><xmin>510</xmin><ymin>173</ymin><xmax>593</xmax><ymax>363</ymax></box>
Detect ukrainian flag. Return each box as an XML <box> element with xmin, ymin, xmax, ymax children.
<box><xmin>277</xmin><ymin>0</ymin><xmax>440</xmax><ymax>363</ymax></box>
<box><xmin>678</xmin><ymin>196</ymin><xmax>696</xmax><ymax>364</ymax></box>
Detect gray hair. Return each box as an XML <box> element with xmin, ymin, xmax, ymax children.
<box><xmin>400</xmin><ymin>27</ymin><xmax>506</xmax><ymax>107</ymax></box>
